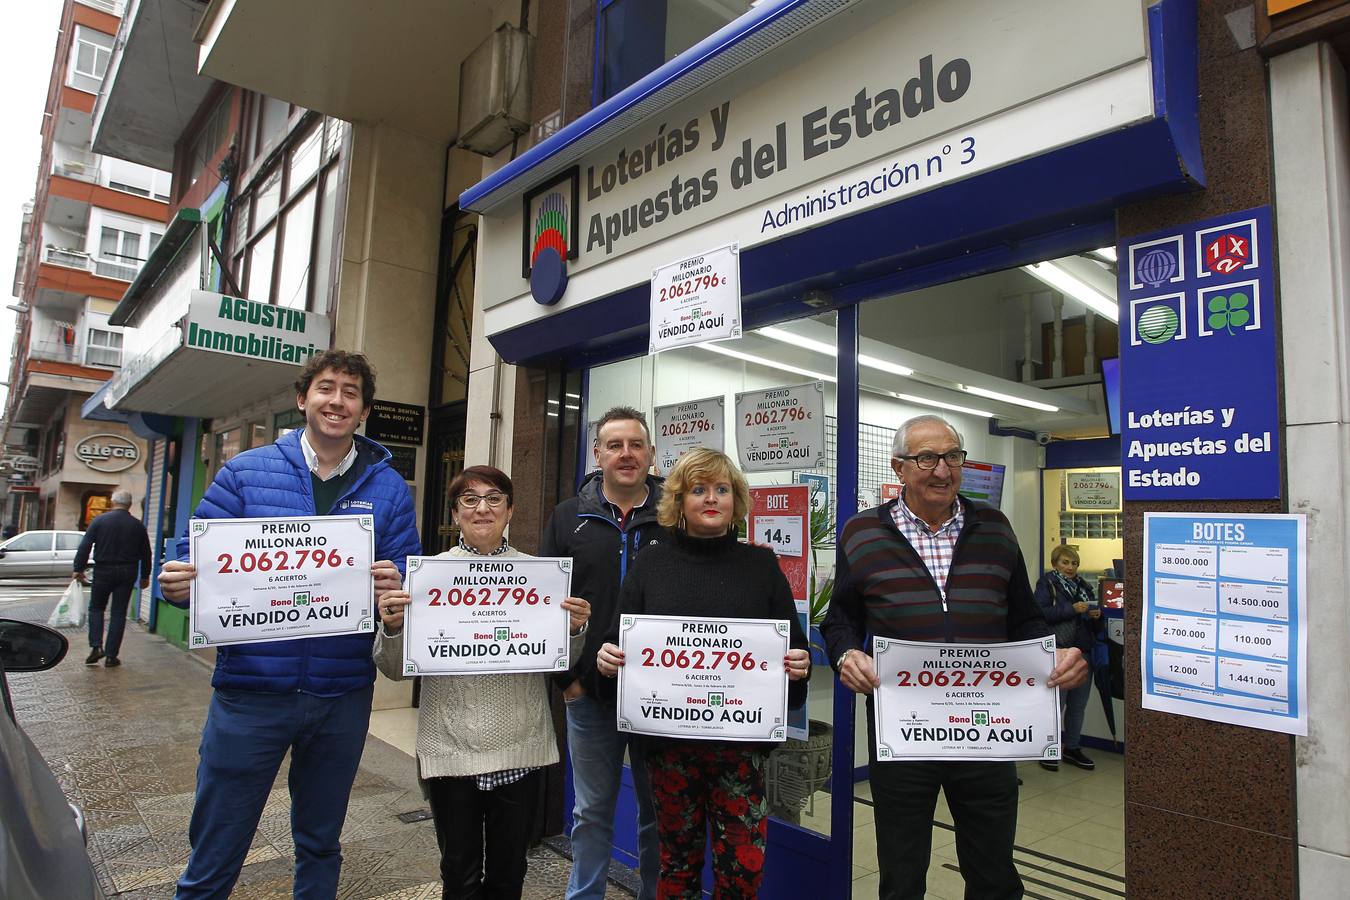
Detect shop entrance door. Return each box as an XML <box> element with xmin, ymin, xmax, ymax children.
<box><xmin>422</xmin><ymin>205</ymin><xmax>476</xmax><ymax>554</ymax></box>
<box><xmin>422</xmin><ymin>403</ymin><xmax>467</xmax><ymax>555</ymax></box>
<box><xmin>576</xmin><ymin>247</ymin><xmax>1128</xmax><ymax>897</ymax></box>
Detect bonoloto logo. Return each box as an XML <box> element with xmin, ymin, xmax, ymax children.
<box><xmin>1136</xmin><ymin>305</ymin><xmax>1179</xmax><ymax>344</ymax></box>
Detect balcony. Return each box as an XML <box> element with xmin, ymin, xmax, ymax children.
<box><xmin>77</xmin><ymin>0</ymin><xmax>127</xmax><ymax>16</ymax></box>
<box><xmin>42</xmin><ymin>246</ymin><xmax>140</xmax><ymax>282</ymax></box>
<box><xmin>28</xmin><ymin>340</ymin><xmax>80</xmax><ymax>365</ymax></box>
<box><xmin>51</xmin><ymin>156</ymin><xmax>100</xmax><ymax>184</ymax></box>
<box><xmin>93</xmin><ymin>0</ymin><xmax>213</xmax><ymax>171</ymax></box>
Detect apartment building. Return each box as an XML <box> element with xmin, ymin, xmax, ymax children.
<box><xmin>2</xmin><ymin>0</ymin><xmax>171</xmax><ymax>534</ymax></box>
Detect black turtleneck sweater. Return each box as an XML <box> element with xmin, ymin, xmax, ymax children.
<box><xmin>605</xmin><ymin>528</ymin><xmax>810</xmax><ymax>713</ymax></box>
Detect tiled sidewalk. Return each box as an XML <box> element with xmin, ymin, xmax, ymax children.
<box><xmin>8</xmin><ymin>617</ymin><xmax>626</xmax><ymax>899</ymax></box>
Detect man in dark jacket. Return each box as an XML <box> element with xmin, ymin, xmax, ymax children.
<box><xmin>158</xmin><ymin>350</ymin><xmax>419</xmax><ymax>899</ymax></box>
<box><xmin>541</xmin><ymin>406</ymin><xmax>661</xmax><ymax>900</ymax></box>
<box><xmin>73</xmin><ymin>489</ymin><xmax>152</xmax><ymax>668</ymax></box>
<box><xmin>824</xmin><ymin>415</ymin><xmax>1087</xmax><ymax>900</ymax></box>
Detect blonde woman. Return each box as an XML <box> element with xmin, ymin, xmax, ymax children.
<box><xmin>596</xmin><ymin>448</ymin><xmax>810</xmax><ymax>898</ymax></box>
<box><xmin>1033</xmin><ymin>544</ymin><xmax>1103</xmax><ymax>772</ymax></box>
<box><xmin>374</xmin><ymin>465</ymin><xmax>590</xmax><ymax>900</ymax></box>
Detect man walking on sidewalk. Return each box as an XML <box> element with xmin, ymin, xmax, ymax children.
<box><xmin>74</xmin><ymin>489</ymin><xmax>151</xmax><ymax>668</ymax></box>
<box><xmin>541</xmin><ymin>406</ymin><xmax>662</xmax><ymax>900</ymax></box>
<box><xmin>158</xmin><ymin>350</ymin><xmax>419</xmax><ymax>900</ymax></box>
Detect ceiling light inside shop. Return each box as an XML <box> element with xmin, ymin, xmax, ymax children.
<box><xmin>1023</xmin><ymin>260</ymin><xmax>1118</xmax><ymax>322</ymax></box>
<box><xmin>892</xmin><ymin>392</ymin><xmax>993</xmax><ymax>418</ymax></box>
<box><xmin>758</xmin><ymin>326</ymin><xmax>915</xmax><ymax>377</ymax></box>
<box><xmin>961</xmin><ymin>384</ymin><xmax>1059</xmax><ymax>412</ymax></box>
<box><xmin>1092</xmin><ymin>247</ymin><xmax>1117</xmax><ymax>263</ymax></box>
<box><xmin>699</xmin><ymin>343</ymin><xmax>837</xmax><ymax>383</ymax></box>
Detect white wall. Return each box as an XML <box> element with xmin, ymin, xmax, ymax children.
<box><xmin>1270</xmin><ymin>43</ymin><xmax>1350</xmax><ymax>895</ymax></box>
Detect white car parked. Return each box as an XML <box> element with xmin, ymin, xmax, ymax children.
<box><xmin>0</xmin><ymin>531</ymin><xmax>85</xmax><ymax>578</ymax></box>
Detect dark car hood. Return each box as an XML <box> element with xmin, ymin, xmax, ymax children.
<box><xmin>0</xmin><ymin>691</ymin><xmax>103</xmax><ymax>899</ymax></box>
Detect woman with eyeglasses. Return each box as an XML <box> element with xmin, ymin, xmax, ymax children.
<box><xmin>594</xmin><ymin>448</ymin><xmax>810</xmax><ymax>899</ymax></box>
<box><xmin>373</xmin><ymin>465</ymin><xmax>590</xmax><ymax>900</ymax></box>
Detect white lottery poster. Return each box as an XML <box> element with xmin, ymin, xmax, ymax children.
<box><xmin>653</xmin><ymin>396</ymin><xmax>725</xmax><ymax>475</ymax></box>
<box><xmin>734</xmin><ymin>382</ymin><xmax>826</xmax><ymax>473</ymax></box>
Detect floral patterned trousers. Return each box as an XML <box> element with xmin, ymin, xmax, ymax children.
<box><xmin>644</xmin><ymin>743</ymin><xmax>769</xmax><ymax>899</ymax></box>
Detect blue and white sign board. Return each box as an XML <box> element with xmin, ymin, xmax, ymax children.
<box><xmin>1118</xmin><ymin>206</ymin><xmax>1279</xmax><ymax>499</ymax></box>
<box><xmin>1142</xmin><ymin>513</ymin><xmax>1307</xmax><ymax>735</ymax></box>
<box><xmin>795</xmin><ymin>472</ymin><xmax>831</xmax><ymax>520</ymax></box>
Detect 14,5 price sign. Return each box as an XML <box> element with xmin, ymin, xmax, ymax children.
<box><xmin>617</xmin><ymin>614</ymin><xmax>790</xmax><ymax>742</ymax></box>
<box><xmin>402</xmin><ymin>556</ymin><xmax>573</xmax><ymax>675</ymax></box>
<box><xmin>189</xmin><ymin>515</ymin><xmax>375</xmax><ymax>648</ymax></box>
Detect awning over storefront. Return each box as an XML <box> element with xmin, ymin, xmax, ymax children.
<box><xmin>193</xmin><ymin>0</ymin><xmax>494</xmax><ymax>145</ymax></box>
<box><xmin>105</xmin><ymin>209</ymin><xmax>329</xmax><ymax>419</ymax></box>
<box><xmin>105</xmin><ymin>291</ymin><xmax>329</xmax><ymax>418</ymax></box>
<box><xmin>80</xmin><ymin>379</ymin><xmax>177</xmax><ymax>439</ymax></box>
<box><xmin>81</xmin><ymin>380</ymin><xmax>129</xmax><ymax>423</ymax></box>
<box><xmin>461</xmin><ymin>0</ymin><xmax>1203</xmax><ymax>368</ymax></box>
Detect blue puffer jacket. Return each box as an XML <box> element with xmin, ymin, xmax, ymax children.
<box><xmin>176</xmin><ymin>429</ymin><xmax>421</xmax><ymax>695</ymax></box>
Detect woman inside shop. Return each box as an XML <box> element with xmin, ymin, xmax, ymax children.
<box><xmin>1034</xmin><ymin>544</ymin><xmax>1103</xmax><ymax>773</ymax></box>
<box><xmin>595</xmin><ymin>448</ymin><xmax>811</xmax><ymax>899</ymax></box>
<box><xmin>373</xmin><ymin>465</ymin><xmax>590</xmax><ymax>900</ymax></box>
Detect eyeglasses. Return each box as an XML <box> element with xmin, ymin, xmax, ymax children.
<box><xmin>894</xmin><ymin>450</ymin><xmax>968</xmax><ymax>470</ymax></box>
<box><xmin>455</xmin><ymin>492</ymin><xmax>508</xmax><ymax>510</ymax></box>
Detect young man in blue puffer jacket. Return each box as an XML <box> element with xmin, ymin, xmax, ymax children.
<box><xmin>159</xmin><ymin>350</ymin><xmax>420</xmax><ymax>899</ymax></box>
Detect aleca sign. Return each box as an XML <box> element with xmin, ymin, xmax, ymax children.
<box><xmin>75</xmin><ymin>433</ymin><xmax>140</xmax><ymax>473</ymax></box>
<box><xmin>186</xmin><ymin>291</ymin><xmax>329</xmax><ymax>365</ymax></box>
<box><xmin>484</xmin><ymin>0</ymin><xmax>1151</xmax><ymax>313</ymax></box>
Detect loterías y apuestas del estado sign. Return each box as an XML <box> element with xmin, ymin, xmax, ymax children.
<box><xmin>75</xmin><ymin>434</ymin><xmax>141</xmax><ymax>473</ymax></box>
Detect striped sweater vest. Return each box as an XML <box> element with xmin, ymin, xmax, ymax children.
<box><xmin>838</xmin><ymin>500</ymin><xmax>1040</xmax><ymax>644</ymax></box>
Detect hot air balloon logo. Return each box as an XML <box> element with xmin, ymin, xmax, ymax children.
<box><xmin>522</xmin><ymin>168</ymin><xmax>579</xmax><ymax>306</ymax></box>
<box><xmin>1135</xmin><ymin>247</ymin><xmax>1177</xmax><ymax>289</ymax></box>
<box><xmin>532</xmin><ymin>191</ymin><xmax>568</xmax><ymax>269</ymax></box>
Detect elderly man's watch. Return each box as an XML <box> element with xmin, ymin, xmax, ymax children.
<box><xmin>836</xmin><ymin>649</ymin><xmax>853</xmax><ymax>669</ymax></box>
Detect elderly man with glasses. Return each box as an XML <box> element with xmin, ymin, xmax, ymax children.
<box><xmin>823</xmin><ymin>414</ymin><xmax>1087</xmax><ymax>900</ymax></box>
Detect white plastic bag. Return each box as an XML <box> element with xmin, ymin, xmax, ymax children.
<box><xmin>48</xmin><ymin>579</ymin><xmax>86</xmax><ymax>629</ymax></box>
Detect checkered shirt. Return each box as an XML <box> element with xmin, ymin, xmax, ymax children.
<box><xmin>475</xmin><ymin>768</ymin><xmax>531</xmax><ymax>791</ymax></box>
<box><xmin>891</xmin><ymin>491</ymin><xmax>965</xmax><ymax>600</ymax></box>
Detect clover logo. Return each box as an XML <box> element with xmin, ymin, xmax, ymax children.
<box><xmin>1207</xmin><ymin>292</ymin><xmax>1250</xmax><ymax>335</ymax></box>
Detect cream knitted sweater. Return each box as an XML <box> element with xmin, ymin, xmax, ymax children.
<box><xmin>373</xmin><ymin>545</ymin><xmax>585</xmax><ymax>780</ymax></box>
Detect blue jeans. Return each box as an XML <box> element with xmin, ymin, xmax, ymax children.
<box><xmin>87</xmin><ymin>564</ymin><xmax>136</xmax><ymax>658</ymax></box>
<box><xmin>564</xmin><ymin>693</ymin><xmax>658</xmax><ymax>900</ymax></box>
<box><xmin>1062</xmin><ymin>676</ymin><xmax>1093</xmax><ymax>751</ymax></box>
<box><xmin>175</xmin><ymin>685</ymin><xmax>373</xmax><ymax>899</ymax></box>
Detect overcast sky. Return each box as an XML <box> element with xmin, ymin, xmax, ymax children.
<box><xmin>0</xmin><ymin>0</ymin><xmax>66</xmax><ymax>415</ymax></box>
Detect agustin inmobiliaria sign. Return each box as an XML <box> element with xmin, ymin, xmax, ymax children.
<box><xmin>1117</xmin><ymin>206</ymin><xmax>1278</xmax><ymax>500</ymax></box>
<box><xmin>187</xmin><ymin>291</ymin><xmax>329</xmax><ymax>364</ymax></box>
